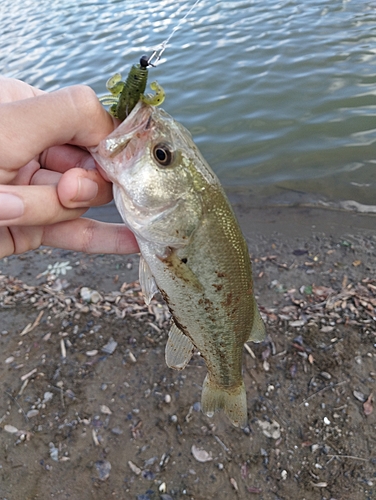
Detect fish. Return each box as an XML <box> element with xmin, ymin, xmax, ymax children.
<box><xmin>91</xmin><ymin>101</ymin><xmax>265</xmax><ymax>427</ymax></box>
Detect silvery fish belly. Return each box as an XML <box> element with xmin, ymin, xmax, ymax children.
<box><xmin>91</xmin><ymin>101</ymin><xmax>265</xmax><ymax>427</ymax></box>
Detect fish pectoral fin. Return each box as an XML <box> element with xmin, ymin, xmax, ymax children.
<box><xmin>246</xmin><ymin>298</ymin><xmax>266</xmax><ymax>343</ymax></box>
<box><xmin>139</xmin><ymin>255</ymin><xmax>159</xmax><ymax>305</ymax></box>
<box><xmin>201</xmin><ymin>375</ymin><xmax>248</xmax><ymax>428</ymax></box>
<box><xmin>165</xmin><ymin>323</ymin><xmax>194</xmax><ymax>370</ymax></box>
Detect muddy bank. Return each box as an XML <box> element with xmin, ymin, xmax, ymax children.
<box><xmin>0</xmin><ymin>205</ymin><xmax>375</xmax><ymax>500</ymax></box>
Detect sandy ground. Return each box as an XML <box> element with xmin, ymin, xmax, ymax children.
<box><xmin>0</xmin><ymin>204</ymin><xmax>375</xmax><ymax>500</ymax></box>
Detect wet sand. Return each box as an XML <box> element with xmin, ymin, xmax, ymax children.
<box><xmin>0</xmin><ymin>203</ymin><xmax>375</xmax><ymax>500</ymax></box>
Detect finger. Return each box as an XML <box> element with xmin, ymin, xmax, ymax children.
<box><xmin>0</xmin><ymin>220</ymin><xmax>138</xmax><ymax>258</ymax></box>
<box><xmin>1</xmin><ymin>85</ymin><xmax>115</xmax><ymax>175</ymax></box>
<box><xmin>28</xmin><ymin>166</ymin><xmax>112</xmax><ymax>210</ymax></box>
<box><xmin>0</xmin><ymin>186</ymin><xmax>86</xmax><ymax>226</ymax></box>
<box><xmin>0</xmin><ymin>226</ymin><xmax>16</xmax><ymax>258</ymax></box>
<box><xmin>0</xmin><ymin>76</ymin><xmax>44</xmax><ymax>104</ymax></box>
<box><xmin>42</xmin><ymin>219</ymin><xmax>139</xmax><ymax>254</ymax></box>
<box><xmin>40</xmin><ymin>144</ymin><xmax>95</xmax><ymax>174</ymax></box>
<box><xmin>57</xmin><ymin>168</ymin><xmax>113</xmax><ymax>208</ymax></box>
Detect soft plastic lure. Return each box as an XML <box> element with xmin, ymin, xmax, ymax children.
<box><xmin>100</xmin><ymin>55</ymin><xmax>165</xmax><ymax>121</ymax></box>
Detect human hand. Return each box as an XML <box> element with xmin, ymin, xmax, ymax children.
<box><xmin>0</xmin><ymin>77</ymin><xmax>138</xmax><ymax>259</ymax></box>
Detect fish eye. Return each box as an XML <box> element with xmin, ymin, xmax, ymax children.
<box><xmin>153</xmin><ymin>143</ymin><xmax>174</xmax><ymax>167</ymax></box>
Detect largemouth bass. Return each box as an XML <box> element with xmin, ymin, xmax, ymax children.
<box><xmin>91</xmin><ymin>101</ymin><xmax>265</xmax><ymax>427</ymax></box>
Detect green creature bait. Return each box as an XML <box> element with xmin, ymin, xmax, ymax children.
<box><xmin>100</xmin><ymin>55</ymin><xmax>165</xmax><ymax>121</ymax></box>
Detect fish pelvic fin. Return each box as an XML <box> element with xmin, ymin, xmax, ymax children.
<box><xmin>139</xmin><ymin>255</ymin><xmax>159</xmax><ymax>305</ymax></box>
<box><xmin>247</xmin><ymin>298</ymin><xmax>266</xmax><ymax>343</ymax></box>
<box><xmin>201</xmin><ymin>374</ymin><xmax>248</xmax><ymax>428</ymax></box>
<box><xmin>165</xmin><ymin>323</ymin><xmax>194</xmax><ymax>370</ymax></box>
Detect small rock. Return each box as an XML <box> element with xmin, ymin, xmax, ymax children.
<box><xmin>164</xmin><ymin>394</ymin><xmax>171</xmax><ymax>404</ymax></box>
<box><xmin>95</xmin><ymin>460</ymin><xmax>111</xmax><ymax>481</ymax></box>
<box><xmin>80</xmin><ymin>287</ymin><xmax>92</xmax><ymax>302</ymax></box>
<box><xmin>289</xmin><ymin>319</ymin><xmax>305</xmax><ymax>327</ymax></box>
<box><xmin>191</xmin><ymin>445</ymin><xmax>212</xmax><ymax>463</ymax></box>
<box><xmin>353</xmin><ymin>390</ymin><xmax>366</xmax><ymax>402</ymax></box>
<box><xmin>101</xmin><ymin>338</ymin><xmax>118</xmax><ymax>355</ymax></box>
<box><xmin>86</xmin><ymin>350</ymin><xmax>98</xmax><ymax>357</ymax></box>
<box><xmin>281</xmin><ymin>470</ymin><xmax>287</xmax><ymax>480</ymax></box>
<box><xmin>144</xmin><ymin>457</ymin><xmax>157</xmax><ymax>467</ymax></box>
<box><xmin>128</xmin><ymin>460</ymin><xmax>142</xmax><ymax>475</ymax></box>
<box><xmin>49</xmin><ymin>443</ymin><xmax>59</xmax><ymax>462</ymax></box>
<box><xmin>323</xmin><ymin>417</ymin><xmax>331</xmax><ymax>426</ymax></box>
<box><xmin>4</xmin><ymin>425</ymin><xmax>18</xmax><ymax>434</ymax></box>
<box><xmin>111</xmin><ymin>427</ymin><xmax>123</xmax><ymax>435</ymax></box>
<box><xmin>26</xmin><ymin>409</ymin><xmax>39</xmax><ymax>419</ymax></box>
<box><xmin>43</xmin><ymin>392</ymin><xmax>54</xmax><ymax>403</ymax></box>
<box><xmin>5</xmin><ymin>356</ymin><xmax>14</xmax><ymax>364</ymax></box>
<box><xmin>230</xmin><ymin>477</ymin><xmax>239</xmax><ymax>491</ymax></box>
<box><xmin>258</xmin><ymin>419</ymin><xmax>281</xmax><ymax>440</ymax></box>
<box><xmin>90</xmin><ymin>291</ymin><xmax>102</xmax><ymax>303</ymax></box>
<box><xmin>100</xmin><ymin>405</ymin><xmax>112</xmax><ymax>415</ymax></box>
<box><xmin>141</xmin><ymin>469</ymin><xmax>155</xmax><ymax>480</ymax></box>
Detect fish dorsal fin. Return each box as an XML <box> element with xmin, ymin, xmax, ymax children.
<box><xmin>165</xmin><ymin>323</ymin><xmax>194</xmax><ymax>370</ymax></box>
<box><xmin>247</xmin><ymin>298</ymin><xmax>266</xmax><ymax>343</ymax></box>
<box><xmin>139</xmin><ymin>255</ymin><xmax>159</xmax><ymax>305</ymax></box>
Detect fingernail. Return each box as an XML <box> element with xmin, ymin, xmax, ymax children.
<box><xmin>73</xmin><ymin>177</ymin><xmax>98</xmax><ymax>202</ymax></box>
<box><xmin>0</xmin><ymin>193</ymin><xmax>25</xmax><ymax>220</ymax></box>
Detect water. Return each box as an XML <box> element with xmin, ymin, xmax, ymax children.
<box><xmin>1</xmin><ymin>0</ymin><xmax>376</xmax><ymax>209</ymax></box>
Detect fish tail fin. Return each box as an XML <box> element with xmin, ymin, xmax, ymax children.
<box><xmin>201</xmin><ymin>374</ymin><xmax>248</xmax><ymax>428</ymax></box>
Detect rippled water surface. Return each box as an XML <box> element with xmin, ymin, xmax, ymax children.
<box><xmin>1</xmin><ymin>0</ymin><xmax>376</xmax><ymax>206</ymax></box>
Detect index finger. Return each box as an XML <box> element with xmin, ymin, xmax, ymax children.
<box><xmin>0</xmin><ymin>85</ymin><xmax>115</xmax><ymax>175</ymax></box>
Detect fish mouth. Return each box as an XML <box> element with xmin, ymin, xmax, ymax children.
<box><xmin>98</xmin><ymin>102</ymin><xmax>154</xmax><ymax>160</ymax></box>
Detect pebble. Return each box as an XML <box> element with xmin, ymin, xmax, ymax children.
<box><xmin>4</xmin><ymin>425</ymin><xmax>18</xmax><ymax>434</ymax></box>
<box><xmin>353</xmin><ymin>390</ymin><xmax>365</xmax><ymax>402</ymax></box>
<box><xmin>164</xmin><ymin>394</ymin><xmax>171</xmax><ymax>404</ymax></box>
<box><xmin>49</xmin><ymin>442</ymin><xmax>59</xmax><ymax>462</ymax></box>
<box><xmin>100</xmin><ymin>405</ymin><xmax>112</xmax><ymax>415</ymax></box>
<box><xmin>86</xmin><ymin>350</ymin><xmax>98</xmax><ymax>357</ymax></box>
<box><xmin>80</xmin><ymin>287</ymin><xmax>102</xmax><ymax>303</ymax></box>
<box><xmin>101</xmin><ymin>338</ymin><xmax>118</xmax><ymax>355</ymax></box>
<box><xmin>258</xmin><ymin>419</ymin><xmax>281</xmax><ymax>440</ymax></box>
<box><xmin>43</xmin><ymin>392</ymin><xmax>53</xmax><ymax>403</ymax></box>
<box><xmin>5</xmin><ymin>356</ymin><xmax>14</xmax><ymax>364</ymax></box>
<box><xmin>26</xmin><ymin>409</ymin><xmax>39</xmax><ymax>419</ymax></box>
<box><xmin>128</xmin><ymin>460</ymin><xmax>142</xmax><ymax>475</ymax></box>
<box><xmin>323</xmin><ymin>417</ymin><xmax>331</xmax><ymax>426</ymax></box>
<box><xmin>191</xmin><ymin>445</ymin><xmax>212</xmax><ymax>463</ymax></box>
<box><xmin>95</xmin><ymin>460</ymin><xmax>111</xmax><ymax>481</ymax></box>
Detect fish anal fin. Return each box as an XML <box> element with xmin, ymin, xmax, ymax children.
<box><xmin>165</xmin><ymin>323</ymin><xmax>194</xmax><ymax>370</ymax></box>
<box><xmin>139</xmin><ymin>255</ymin><xmax>158</xmax><ymax>305</ymax></box>
<box><xmin>247</xmin><ymin>298</ymin><xmax>266</xmax><ymax>343</ymax></box>
<box><xmin>201</xmin><ymin>374</ymin><xmax>248</xmax><ymax>428</ymax></box>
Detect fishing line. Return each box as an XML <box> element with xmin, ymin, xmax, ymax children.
<box><xmin>148</xmin><ymin>0</ymin><xmax>202</xmax><ymax>66</ymax></box>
